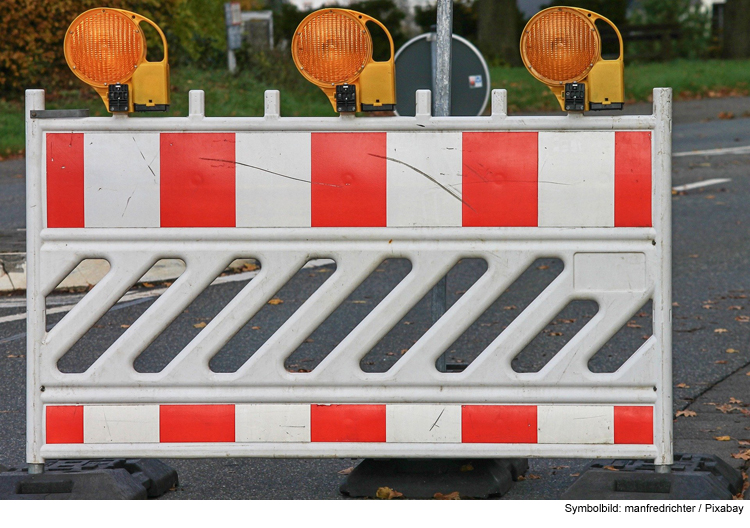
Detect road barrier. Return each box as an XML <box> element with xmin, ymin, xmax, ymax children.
<box><xmin>25</xmin><ymin>87</ymin><xmax>672</xmax><ymax>466</ymax></box>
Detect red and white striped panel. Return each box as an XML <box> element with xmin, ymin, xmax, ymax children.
<box><xmin>45</xmin><ymin>404</ymin><xmax>653</xmax><ymax>445</ymax></box>
<box><xmin>45</xmin><ymin>131</ymin><xmax>652</xmax><ymax>229</ymax></box>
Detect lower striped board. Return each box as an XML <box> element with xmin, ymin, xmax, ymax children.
<box><xmin>45</xmin><ymin>404</ymin><xmax>653</xmax><ymax>445</ymax></box>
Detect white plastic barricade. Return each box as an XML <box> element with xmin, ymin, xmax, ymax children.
<box><xmin>25</xmin><ymin>88</ymin><xmax>672</xmax><ymax>465</ymax></box>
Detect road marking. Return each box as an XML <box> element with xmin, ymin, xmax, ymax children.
<box><xmin>673</xmin><ymin>145</ymin><xmax>750</xmax><ymax>157</ymax></box>
<box><xmin>0</xmin><ymin>259</ymin><xmax>335</xmax><ymax>325</ymax></box>
<box><xmin>672</xmin><ymin>178</ymin><xmax>731</xmax><ymax>192</ymax></box>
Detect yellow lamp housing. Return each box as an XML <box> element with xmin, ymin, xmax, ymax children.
<box><xmin>520</xmin><ymin>7</ymin><xmax>624</xmax><ymax>112</ymax></box>
<box><xmin>292</xmin><ymin>8</ymin><xmax>396</xmax><ymax>113</ymax></box>
<box><xmin>64</xmin><ymin>8</ymin><xmax>170</xmax><ymax>113</ymax></box>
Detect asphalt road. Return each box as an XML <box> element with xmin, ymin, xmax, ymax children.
<box><xmin>1</xmin><ymin>99</ymin><xmax>749</xmax><ymax>499</ymax></box>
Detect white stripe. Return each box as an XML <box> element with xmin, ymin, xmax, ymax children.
<box><xmin>235</xmin><ymin>404</ymin><xmax>310</xmax><ymax>442</ymax></box>
<box><xmin>386</xmin><ymin>404</ymin><xmax>461</xmax><ymax>443</ymax></box>
<box><xmin>83</xmin><ymin>405</ymin><xmax>159</xmax><ymax>443</ymax></box>
<box><xmin>537</xmin><ymin>405</ymin><xmax>614</xmax><ymax>444</ymax></box>
<box><xmin>673</xmin><ymin>145</ymin><xmax>750</xmax><ymax>157</ymax></box>
<box><xmin>672</xmin><ymin>178</ymin><xmax>731</xmax><ymax>192</ymax></box>
<box><xmin>235</xmin><ymin>133</ymin><xmax>311</xmax><ymax>227</ymax></box>
<box><xmin>538</xmin><ymin>132</ymin><xmax>615</xmax><ymax>227</ymax></box>
<box><xmin>386</xmin><ymin>132</ymin><xmax>462</xmax><ymax>227</ymax></box>
<box><xmin>84</xmin><ymin>133</ymin><xmax>160</xmax><ymax>227</ymax></box>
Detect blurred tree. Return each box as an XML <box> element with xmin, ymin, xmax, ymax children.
<box><xmin>541</xmin><ymin>0</ymin><xmax>627</xmax><ymax>26</ymax></box>
<box><xmin>723</xmin><ymin>0</ymin><xmax>750</xmax><ymax>58</ymax></box>
<box><xmin>628</xmin><ymin>0</ymin><xmax>711</xmax><ymax>60</ymax></box>
<box><xmin>476</xmin><ymin>0</ymin><xmax>523</xmax><ymax>66</ymax></box>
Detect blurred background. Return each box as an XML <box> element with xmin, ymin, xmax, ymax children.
<box><xmin>1</xmin><ymin>0</ymin><xmax>749</xmax><ymax>157</ymax></box>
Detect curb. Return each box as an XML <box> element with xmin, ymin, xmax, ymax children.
<box><xmin>0</xmin><ymin>254</ymin><xmax>255</xmax><ymax>293</ymax></box>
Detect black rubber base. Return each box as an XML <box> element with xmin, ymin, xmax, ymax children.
<box><xmin>340</xmin><ymin>458</ymin><xmax>529</xmax><ymax>499</ymax></box>
<box><xmin>0</xmin><ymin>459</ymin><xmax>178</xmax><ymax>500</ymax></box>
<box><xmin>562</xmin><ymin>454</ymin><xmax>743</xmax><ymax>500</ymax></box>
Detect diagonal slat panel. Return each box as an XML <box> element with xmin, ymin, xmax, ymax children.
<box><xmin>232</xmin><ymin>252</ymin><xmax>386</xmax><ymax>383</ymax></box>
<box><xmin>159</xmin><ymin>252</ymin><xmax>310</xmax><ymax>382</ymax></box>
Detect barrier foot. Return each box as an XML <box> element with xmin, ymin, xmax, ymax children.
<box><xmin>561</xmin><ymin>454</ymin><xmax>744</xmax><ymax>500</ymax></box>
<box><xmin>0</xmin><ymin>459</ymin><xmax>178</xmax><ymax>499</ymax></box>
<box><xmin>339</xmin><ymin>458</ymin><xmax>528</xmax><ymax>499</ymax></box>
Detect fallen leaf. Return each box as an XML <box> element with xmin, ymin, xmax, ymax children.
<box><xmin>676</xmin><ymin>410</ymin><xmax>697</xmax><ymax>417</ymax></box>
<box><xmin>120</xmin><ymin>324</ymin><xmax>130</xmax><ymax>328</ymax></box>
<box><xmin>729</xmin><ymin>397</ymin><xmax>743</xmax><ymax>404</ymax></box>
<box><xmin>714</xmin><ymin>436</ymin><xmax>732</xmax><ymax>441</ymax></box>
<box><xmin>718</xmin><ymin>111</ymin><xmax>735</xmax><ymax>119</ymax></box>
<box><xmin>727</xmin><ymin>348</ymin><xmax>739</xmax><ymax>354</ymax></box>
<box><xmin>738</xmin><ymin>440</ymin><xmax>750</xmax><ymax>447</ymax></box>
<box><xmin>386</xmin><ymin>352</ymin><xmax>395</xmax><ymax>356</ymax></box>
<box><xmin>527</xmin><ymin>474</ymin><xmax>542</xmax><ymax>479</ymax></box>
<box><xmin>714</xmin><ymin>328</ymin><xmax>728</xmax><ymax>333</ymax></box>
<box><xmin>728</xmin><ymin>306</ymin><xmax>743</xmax><ymax>310</ymax></box>
<box><xmin>603</xmin><ymin>466</ymin><xmax>619</xmax><ymax>471</ymax></box>
<box><xmin>350</xmin><ymin>300</ymin><xmax>367</xmax><ymax>304</ymax></box>
<box><xmin>731</xmin><ymin>450</ymin><xmax>750</xmax><ymax>461</ymax></box>
<box><xmin>267</xmin><ymin>298</ymin><xmax>283</xmax><ymax>305</ymax></box>
<box><xmin>717</xmin><ymin>404</ymin><xmax>736</xmax><ymax>413</ymax></box>
<box><xmin>193</xmin><ymin>322</ymin><xmax>206</xmax><ymax>328</ymax></box>
<box><xmin>672</xmin><ymin>302</ymin><xmax>680</xmax><ymax>307</ymax></box>
<box><xmin>736</xmin><ymin>316</ymin><xmax>750</xmax><ymax>322</ymax></box>
<box><xmin>537</xmin><ymin>265</ymin><xmax>549</xmax><ymax>270</ymax></box>
<box><xmin>433</xmin><ymin>491</ymin><xmax>461</xmax><ymax>500</ymax></box>
<box><xmin>503</xmin><ymin>305</ymin><xmax>517</xmax><ymax>310</ymax></box>
<box><xmin>400</xmin><ymin>349</ymin><xmax>408</xmax><ymax>355</ymax></box>
<box><xmin>549</xmin><ymin>332</ymin><xmax>563</xmax><ymax>336</ymax></box>
<box><xmin>676</xmin><ymin>383</ymin><xmax>690</xmax><ymax>388</ymax></box>
<box><xmin>251</xmin><ymin>326</ymin><xmax>260</xmax><ymax>330</ymax></box>
<box><xmin>627</xmin><ymin>321</ymin><xmax>642</xmax><ymax>328</ymax></box>
<box><xmin>338</xmin><ymin>467</ymin><xmax>354</xmax><ymax>475</ymax></box>
<box><xmin>6</xmin><ymin>354</ymin><xmax>24</xmax><ymax>358</ymax></box>
<box><xmin>142</xmin><ymin>282</ymin><xmax>154</xmax><ymax>288</ymax></box>
<box><xmin>551</xmin><ymin>465</ymin><xmax>570</xmax><ymax>470</ymax></box>
<box><xmin>403</xmin><ymin>321</ymin><xmax>412</xmax><ymax>325</ymax></box>
<box><xmin>460</xmin><ymin>464</ymin><xmax>474</xmax><ymax>472</ymax></box>
<box><xmin>241</xmin><ymin>263</ymin><xmax>259</xmax><ymax>272</ymax></box>
<box><xmin>689</xmin><ymin>254</ymin><xmax>700</xmax><ymax>258</ymax></box>
<box><xmin>715</xmin><ymin>360</ymin><xmax>727</xmax><ymax>364</ymax></box>
<box><xmin>570</xmin><ymin>473</ymin><xmax>580</xmax><ymax>477</ymax></box>
<box><xmin>376</xmin><ymin>487</ymin><xmax>403</xmax><ymax>500</ymax></box>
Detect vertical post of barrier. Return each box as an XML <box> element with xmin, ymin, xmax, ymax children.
<box><xmin>25</xmin><ymin>90</ymin><xmax>46</xmax><ymax>474</ymax></box>
<box><xmin>652</xmin><ymin>87</ymin><xmax>674</xmax><ymax>470</ymax></box>
<box><xmin>432</xmin><ymin>0</ymin><xmax>453</xmax><ymax>372</ymax></box>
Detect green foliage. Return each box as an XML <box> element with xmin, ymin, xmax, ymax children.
<box><xmin>628</xmin><ymin>0</ymin><xmax>711</xmax><ymax>60</ymax></box>
<box><xmin>0</xmin><ymin>0</ymin><xmax>198</xmax><ymax>96</ymax></box>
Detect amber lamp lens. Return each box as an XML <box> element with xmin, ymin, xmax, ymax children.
<box><xmin>294</xmin><ymin>10</ymin><xmax>371</xmax><ymax>85</ymax></box>
<box><xmin>66</xmin><ymin>9</ymin><xmax>143</xmax><ymax>86</ymax></box>
<box><xmin>522</xmin><ymin>9</ymin><xmax>598</xmax><ymax>84</ymax></box>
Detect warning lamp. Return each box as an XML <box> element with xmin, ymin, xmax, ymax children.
<box><xmin>520</xmin><ymin>7</ymin><xmax>624</xmax><ymax>112</ymax></box>
<box><xmin>292</xmin><ymin>8</ymin><xmax>396</xmax><ymax>113</ymax></box>
<box><xmin>64</xmin><ymin>8</ymin><xmax>170</xmax><ymax>113</ymax></box>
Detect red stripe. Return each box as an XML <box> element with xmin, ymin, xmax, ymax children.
<box><xmin>311</xmin><ymin>133</ymin><xmax>386</xmax><ymax>227</ymax></box>
<box><xmin>46</xmin><ymin>133</ymin><xmax>85</xmax><ymax>228</ymax></box>
<box><xmin>46</xmin><ymin>405</ymin><xmax>84</xmax><ymax>444</ymax></box>
<box><xmin>615</xmin><ymin>132</ymin><xmax>652</xmax><ymax>227</ymax></box>
<box><xmin>462</xmin><ymin>405</ymin><xmax>538</xmax><ymax>443</ymax></box>
<box><xmin>159</xmin><ymin>405</ymin><xmax>235</xmax><ymax>442</ymax></box>
<box><xmin>462</xmin><ymin>132</ymin><xmax>538</xmax><ymax>227</ymax></box>
<box><xmin>160</xmin><ymin>133</ymin><xmax>236</xmax><ymax>227</ymax></box>
<box><xmin>310</xmin><ymin>404</ymin><xmax>386</xmax><ymax>442</ymax></box>
<box><xmin>613</xmin><ymin>406</ymin><xmax>653</xmax><ymax>444</ymax></box>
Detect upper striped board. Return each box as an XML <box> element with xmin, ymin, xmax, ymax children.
<box><xmin>45</xmin><ymin>131</ymin><xmax>652</xmax><ymax>228</ymax></box>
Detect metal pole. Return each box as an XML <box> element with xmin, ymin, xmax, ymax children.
<box><xmin>433</xmin><ymin>0</ymin><xmax>452</xmax><ymax>372</ymax></box>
